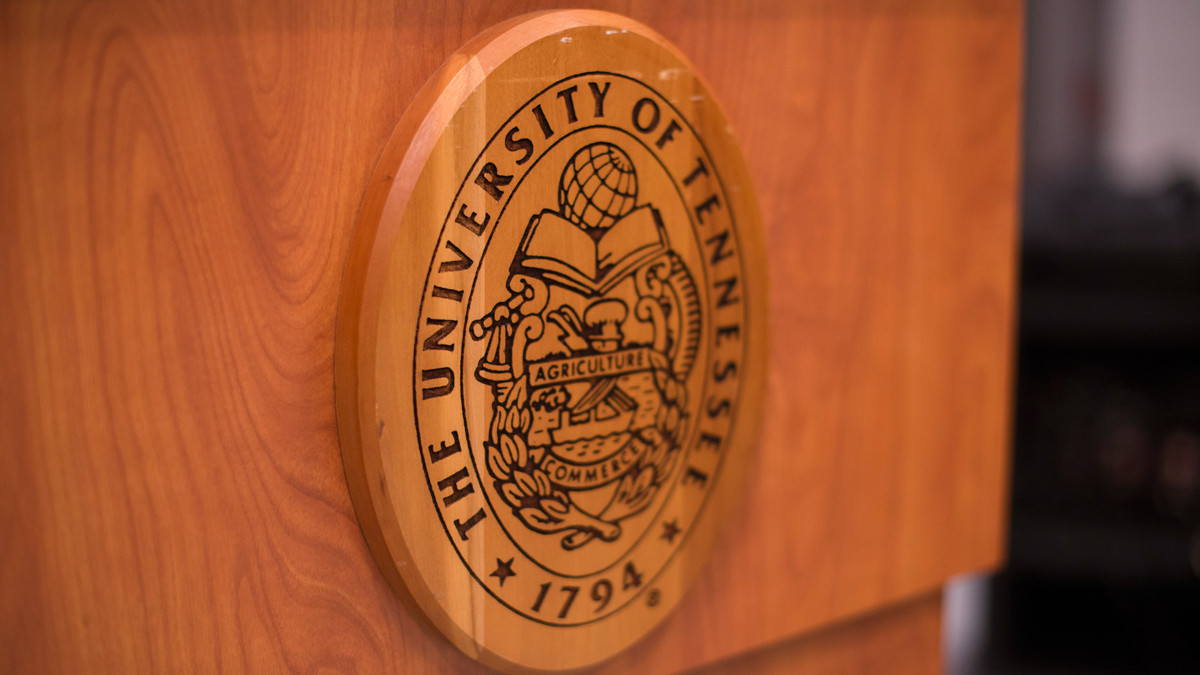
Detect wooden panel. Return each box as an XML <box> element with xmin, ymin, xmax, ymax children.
<box><xmin>691</xmin><ymin>592</ymin><xmax>943</xmax><ymax>675</ymax></box>
<box><xmin>0</xmin><ymin>1</ymin><xmax>1020</xmax><ymax>673</ymax></box>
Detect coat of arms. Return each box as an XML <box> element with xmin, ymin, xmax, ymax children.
<box><xmin>470</xmin><ymin>142</ymin><xmax>702</xmax><ymax>550</ymax></box>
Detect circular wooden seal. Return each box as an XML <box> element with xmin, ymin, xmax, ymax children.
<box><xmin>335</xmin><ymin>11</ymin><xmax>767</xmax><ymax>672</ymax></box>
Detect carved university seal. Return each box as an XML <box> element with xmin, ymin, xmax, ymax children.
<box><xmin>335</xmin><ymin>13</ymin><xmax>767</xmax><ymax>672</ymax></box>
<box><xmin>414</xmin><ymin>71</ymin><xmax>748</xmax><ymax>626</ymax></box>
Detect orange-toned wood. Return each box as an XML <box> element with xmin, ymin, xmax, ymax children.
<box><xmin>0</xmin><ymin>1</ymin><xmax>1020</xmax><ymax>673</ymax></box>
<box><xmin>691</xmin><ymin>592</ymin><xmax>943</xmax><ymax>675</ymax></box>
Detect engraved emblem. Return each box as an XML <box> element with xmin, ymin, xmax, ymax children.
<box><xmin>470</xmin><ymin>142</ymin><xmax>701</xmax><ymax>551</ymax></box>
<box><xmin>335</xmin><ymin>13</ymin><xmax>767</xmax><ymax>671</ymax></box>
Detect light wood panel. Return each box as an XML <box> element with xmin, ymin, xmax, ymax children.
<box><xmin>0</xmin><ymin>1</ymin><xmax>1021</xmax><ymax>673</ymax></box>
<box><xmin>692</xmin><ymin>592</ymin><xmax>943</xmax><ymax>675</ymax></box>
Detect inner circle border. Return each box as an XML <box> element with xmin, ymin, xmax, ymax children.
<box><xmin>407</xmin><ymin>72</ymin><xmax>750</xmax><ymax>627</ymax></box>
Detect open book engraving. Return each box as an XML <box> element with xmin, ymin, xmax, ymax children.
<box><xmin>513</xmin><ymin>205</ymin><xmax>667</xmax><ymax>296</ymax></box>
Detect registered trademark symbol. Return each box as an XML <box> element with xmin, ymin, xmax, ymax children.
<box><xmin>646</xmin><ymin>589</ymin><xmax>661</xmax><ymax>607</ymax></box>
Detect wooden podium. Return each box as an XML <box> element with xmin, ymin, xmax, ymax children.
<box><xmin>0</xmin><ymin>2</ymin><xmax>1020</xmax><ymax>672</ymax></box>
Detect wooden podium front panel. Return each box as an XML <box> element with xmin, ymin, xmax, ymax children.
<box><xmin>693</xmin><ymin>591</ymin><xmax>944</xmax><ymax>675</ymax></box>
<box><xmin>0</xmin><ymin>2</ymin><xmax>1020</xmax><ymax>673</ymax></box>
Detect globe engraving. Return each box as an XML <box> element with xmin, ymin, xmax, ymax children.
<box><xmin>557</xmin><ymin>142</ymin><xmax>638</xmax><ymax>233</ymax></box>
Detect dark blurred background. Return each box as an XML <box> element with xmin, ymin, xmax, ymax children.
<box><xmin>947</xmin><ymin>1</ymin><xmax>1200</xmax><ymax>673</ymax></box>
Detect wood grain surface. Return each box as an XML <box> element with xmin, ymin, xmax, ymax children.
<box><xmin>0</xmin><ymin>1</ymin><xmax>1021</xmax><ymax>673</ymax></box>
<box><xmin>692</xmin><ymin>591</ymin><xmax>943</xmax><ymax>675</ymax></box>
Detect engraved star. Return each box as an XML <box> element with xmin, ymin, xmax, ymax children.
<box><xmin>490</xmin><ymin>557</ymin><xmax>516</xmax><ymax>586</ymax></box>
<box><xmin>661</xmin><ymin>519</ymin><xmax>681</xmax><ymax>544</ymax></box>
